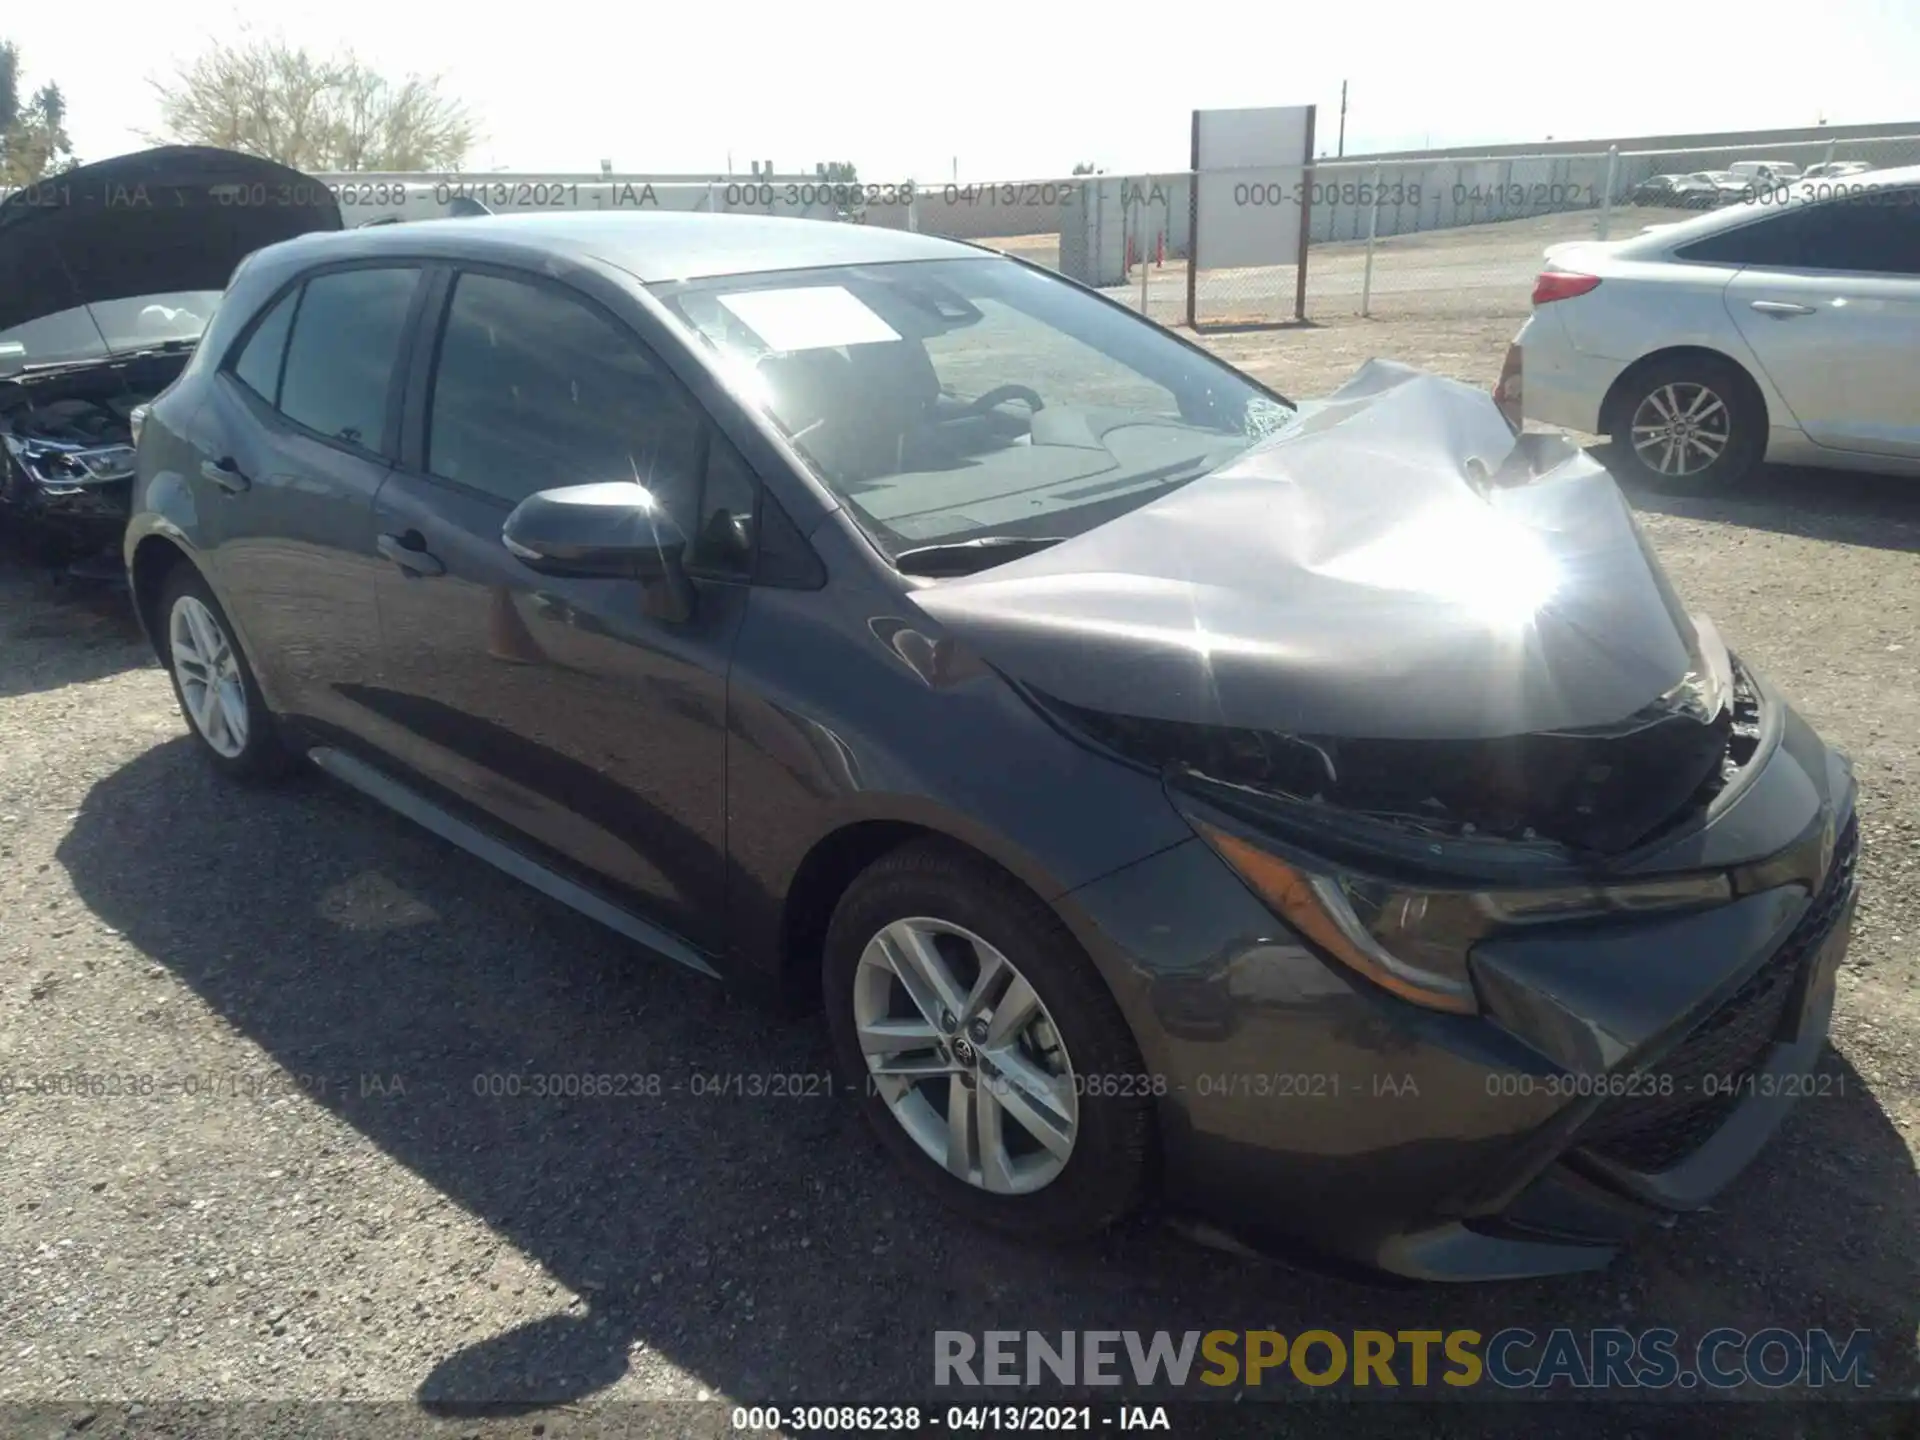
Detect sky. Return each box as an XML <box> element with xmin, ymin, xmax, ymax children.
<box><xmin>9</xmin><ymin>0</ymin><xmax>1920</xmax><ymax>180</ymax></box>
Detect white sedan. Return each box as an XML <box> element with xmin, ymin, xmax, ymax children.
<box><xmin>1498</xmin><ymin>164</ymin><xmax>1920</xmax><ymax>490</ymax></box>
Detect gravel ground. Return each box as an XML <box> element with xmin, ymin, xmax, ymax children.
<box><xmin>1</xmin><ymin>308</ymin><xmax>1916</xmax><ymax>1440</ymax></box>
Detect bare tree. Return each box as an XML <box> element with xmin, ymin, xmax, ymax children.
<box><xmin>149</xmin><ymin>36</ymin><xmax>477</xmax><ymax>172</ymax></box>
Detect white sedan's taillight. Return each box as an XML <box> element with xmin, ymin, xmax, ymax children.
<box><xmin>1531</xmin><ymin>272</ymin><xmax>1601</xmax><ymax>305</ymax></box>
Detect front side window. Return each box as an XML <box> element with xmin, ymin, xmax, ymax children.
<box><xmin>277</xmin><ymin>267</ymin><xmax>420</xmax><ymax>451</ymax></box>
<box><xmin>653</xmin><ymin>257</ymin><xmax>1290</xmax><ymax>561</ymax></box>
<box><xmin>427</xmin><ymin>271</ymin><xmax>707</xmax><ymax>513</ymax></box>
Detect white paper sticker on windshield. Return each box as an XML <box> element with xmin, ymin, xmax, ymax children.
<box><xmin>716</xmin><ymin>286</ymin><xmax>900</xmax><ymax>352</ymax></box>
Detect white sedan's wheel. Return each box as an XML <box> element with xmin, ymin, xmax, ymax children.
<box><xmin>169</xmin><ymin>594</ymin><xmax>250</xmax><ymax>757</ymax></box>
<box><xmin>1607</xmin><ymin>355</ymin><xmax>1763</xmax><ymax>493</ymax></box>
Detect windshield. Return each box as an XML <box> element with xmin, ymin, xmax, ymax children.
<box><xmin>0</xmin><ymin>292</ymin><xmax>220</xmax><ymax>375</ymax></box>
<box><xmin>652</xmin><ymin>257</ymin><xmax>1291</xmax><ymax>558</ymax></box>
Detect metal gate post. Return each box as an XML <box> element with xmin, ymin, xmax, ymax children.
<box><xmin>1361</xmin><ymin>165</ymin><xmax>1382</xmax><ymax>317</ymax></box>
<box><xmin>1598</xmin><ymin>145</ymin><xmax>1619</xmax><ymax>239</ymax></box>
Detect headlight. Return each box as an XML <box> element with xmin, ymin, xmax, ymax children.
<box><xmin>1194</xmin><ymin>822</ymin><xmax>1479</xmax><ymax>1013</ymax></box>
<box><xmin>1192</xmin><ymin>821</ymin><xmax>1731</xmax><ymax>1016</ymax></box>
<box><xmin>2</xmin><ymin>434</ymin><xmax>137</xmax><ymax>487</ymax></box>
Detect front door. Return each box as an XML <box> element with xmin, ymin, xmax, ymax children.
<box><xmin>365</xmin><ymin>267</ymin><xmax>759</xmax><ymax>952</ymax></box>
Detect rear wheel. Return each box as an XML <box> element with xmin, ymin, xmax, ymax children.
<box><xmin>158</xmin><ymin>566</ymin><xmax>296</xmax><ymax>782</ymax></box>
<box><xmin>1606</xmin><ymin>355</ymin><xmax>1764</xmax><ymax>493</ymax></box>
<box><xmin>822</xmin><ymin>840</ymin><xmax>1154</xmax><ymax>1240</ymax></box>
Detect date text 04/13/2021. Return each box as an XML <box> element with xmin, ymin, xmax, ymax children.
<box><xmin>729</xmin><ymin>1405</ymin><xmax>1172</xmax><ymax>1432</ymax></box>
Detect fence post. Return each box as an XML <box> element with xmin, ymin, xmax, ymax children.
<box><xmin>1137</xmin><ymin>185</ymin><xmax>1151</xmax><ymax>315</ymax></box>
<box><xmin>907</xmin><ymin>187</ymin><xmax>920</xmax><ymax>233</ymax></box>
<box><xmin>1824</xmin><ymin>136</ymin><xmax>1837</xmax><ymax>168</ymax></box>
<box><xmin>1597</xmin><ymin>146</ymin><xmax>1619</xmax><ymax>240</ymax></box>
<box><xmin>1361</xmin><ymin>166</ymin><xmax>1382</xmax><ymax>317</ymax></box>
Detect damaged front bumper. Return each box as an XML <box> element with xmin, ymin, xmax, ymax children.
<box><xmin>1055</xmin><ymin>673</ymin><xmax>1858</xmax><ymax>1280</ymax></box>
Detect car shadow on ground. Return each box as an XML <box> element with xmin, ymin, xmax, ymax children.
<box><xmin>1598</xmin><ymin>446</ymin><xmax>1920</xmax><ymax>555</ymax></box>
<box><xmin>56</xmin><ymin>739</ymin><xmax>1920</xmax><ymax>1418</ymax></box>
<box><xmin>0</xmin><ymin>548</ymin><xmax>150</xmax><ymax>698</ymax></box>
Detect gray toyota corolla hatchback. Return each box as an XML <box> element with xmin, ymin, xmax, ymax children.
<box><xmin>126</xmin><ymin>212</ymin><xmax>1858</xmax><ymax>1279</ymax></box>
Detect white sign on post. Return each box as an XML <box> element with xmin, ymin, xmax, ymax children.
<box><xmin>1190</xmin><ymin>105</ymin><xmax>1316</xmax><ymax>271</ymax></box>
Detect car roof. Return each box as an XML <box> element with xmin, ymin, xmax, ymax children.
<box><xmin>247</xmin><ymin>210</ymin><xmax>986</xmax><ymax>284</ymax></box>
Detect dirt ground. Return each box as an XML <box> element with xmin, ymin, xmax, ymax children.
<box><xmin>1</xmin><ymin>298</ymin><xmax>1916</xmax><ymax>1440</ymax></box>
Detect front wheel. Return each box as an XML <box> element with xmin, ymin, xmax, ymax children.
<box><xmin>1606</xmin><ymin>356</ymin><xmax>1764</xmax><ymax>493</ymax></box>
<box><xmin>822</xmin><ymin>840</ymin><xmax>1155</xmax><ymax>1240</ymax></box>
<box><xmin>158</xmin><ymin>566</ymin><xmax>296</xmax><ymax>782</ymax></box>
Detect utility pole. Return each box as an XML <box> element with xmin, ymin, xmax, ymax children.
<box><xmin>1337</xmin><ymin>80</ymin><xmax>1347</xmax><ymax>158</ymax></box>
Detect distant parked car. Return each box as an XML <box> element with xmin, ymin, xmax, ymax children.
<box><xmin>1727</xmin><ymin>160</ymin><xmax>1802</xmax><ymax>187</ymax></box>
<box><xmin>1696</xmin><ymin>172</ymin><xmax>1757</xmax><ymax>208</ymax></box>
<box><xmin>0</xmin><ymin>146</ymin><xmax>341</xmax><ymax>570</ymax></box>
<box><xmin>1627</xmin><ymin>173</ymin><xmax>1697</xmax><ymax>205</ymax></box>
<box><xmin>1639</xmin><ymin>173</ymin><xmax>1740</xmax><ymax>209</ymax></box>
<box><xmin>1499</xmin><ymin>163</ymin><xmax>1920</xmax><ymax>490</ymax></box>
<box><xmin>1801</xmin><ymin>160</ymin><xmax>1875</xmax><ymax>182</ymax></box>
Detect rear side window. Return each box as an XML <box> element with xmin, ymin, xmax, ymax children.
<box><xmin>426</xmin><ymin>271</ymin><xmax>707</xmax><ymax>511</ymax></box>
<box><xmin>1677</xmin><ymin>191</ymin><xmax>1920</xmax><ymax>274</ymax></box>
<box><xmin>277</xmin><ymin>267</ymin><xmax>420</xmax><ymax>451</ymax></box>
<box><xmin>231</xmin><ymin>290</ymin><xmax>298</xmax><ymax>403</ymax></box>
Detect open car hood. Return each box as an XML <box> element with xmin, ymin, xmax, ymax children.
<box><xmin>911</xmin><ymin>361</ymin><xmax>1711</xmax><ymax>745</ymax></box>
<box><xmin>0</xmin><ymin>146</ymin><xmax>343</xmax><ymax>337</ymax></box>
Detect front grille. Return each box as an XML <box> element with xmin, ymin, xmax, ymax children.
<box><xmin>1577</xmin><ymin>814</ymin><xmax>1858</xmax><ymax>1174</ymax></box>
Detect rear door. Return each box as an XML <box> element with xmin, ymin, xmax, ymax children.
<box><xmin>191</xmin><ymin>262</ymin><xmax>428</xmax><ymax>741</ymax></box>
<box><xmin>1712</xmin><ymin>187</ymin><xmax>1920</xmax><ymax>459</ymax></box>
<box><xmin>365</xmin><ymin>265</ymin><xmax>758</xmax><ymax>951</ymax></box>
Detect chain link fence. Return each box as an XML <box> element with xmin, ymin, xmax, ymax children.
<box><xmin>903</xmin><ymin>130</ymin><xmax>1919</xmax><ymax>335</ymax></box>
<box><xmin>1303</xmin><ymin>130</ymin><xmax>1920</xmax><ymax>326</ymax></box>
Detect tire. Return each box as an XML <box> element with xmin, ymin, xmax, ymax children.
<box><xmin>156</xmin><ymin>565</ymin><xmax>296</xmax><ymax>782</ymax></box>
<box><xmin>1605</xmin><ymin>354</ymin><xmax>1765</xmax><ymax>494</ymax></box>
<box><xmin>822</xmin><ymin>839</ymin><xmax>1154</xmax><ymax>1241</ymax></box>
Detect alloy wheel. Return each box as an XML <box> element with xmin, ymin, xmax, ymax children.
<box><xmin>168</xmin><ymin>594</ymin><xmax>250</xmax><ymax>758</ymax></box>
<box><xmin>1630</xmin><ymin>382</ymin><xmax>1731</xmax><ymax>477</ymax></box>
<box><xmin>852</xmin><ymin>917</ymin><xmax>1078</xmax><ymax>1195</ymax></box>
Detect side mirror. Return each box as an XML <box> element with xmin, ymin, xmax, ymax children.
<box><xmin>502</xmin><ymin>482</ymin><xmax>693</xmax><ymax>617</ymax></box>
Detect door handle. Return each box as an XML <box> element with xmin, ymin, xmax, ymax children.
<box><xmin>200</xmin><ymin>456</ymin><xmax>251</xmax><ymax>493</ymax></box>
<box><xmin>377</xmin><ymin>531</ymin><xmax>446</xmax><ymax>578</ymax></box>
<box><xmin>1749</xmin><ymin>300</ymin><xmax>1817</xmax><ymax>317</ymax></box>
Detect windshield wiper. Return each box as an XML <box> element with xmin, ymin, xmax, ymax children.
<box><xmin>894</xmin><ymin>534</ymin><xmax>1066</xmax><ymax>577</ymax></box>
<box><xmin>7</xmin><ymin>339</ymin><xmax>199</xmax><ymax>380</ymax></box>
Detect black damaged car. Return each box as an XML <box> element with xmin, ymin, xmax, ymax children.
<box><xmin>126</xmin><ymin>213</ymin><xmax>1858</xmax><ymax>1279</ymax></box>
<box><xmin>0</xmin><ymin>145</ymin><xmax>341</xmax><ymax>571</ymax></box>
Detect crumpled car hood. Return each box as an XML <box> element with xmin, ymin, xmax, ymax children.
<box><xmin>910</xmin><ymin>361</ymin><xmax>1706</xmax><ymax>743</ymax></box>
<box><xmin>0</xmin><ymin>146</ymin><xmax>343</xmax><ymax>337</ymax></box>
